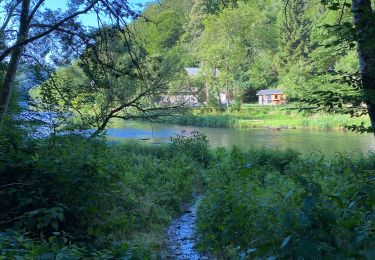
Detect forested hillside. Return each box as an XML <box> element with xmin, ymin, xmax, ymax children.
<box><xmin>32</xmin><ymin>0</ymin><xmax>362</xmax><ymax>116</ymax></box>
<box><xmin>25</xmin><ymin>0</ymin><xmax>372</xmax><ymax>133</ymax></box>
<box><xmin>132</xmin><ymin>0</ymin><xmax>359</xmax><ymax>103</ymax></box>
<box><xmin>25</xmin><ymin>0</ymin><xmax>369</xmax><ymax>135</ymax></box>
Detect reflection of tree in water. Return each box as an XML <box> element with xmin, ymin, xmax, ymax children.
<box><xmin>108</xmin><ymin>123</ymin><xmax>374</xmax><ymax>155</ymax></box>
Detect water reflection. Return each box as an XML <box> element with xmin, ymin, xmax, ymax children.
<box><xmin>107</xmin><ymin>120</ymin><xmax>375</xmax><ymax>155</ymax></box>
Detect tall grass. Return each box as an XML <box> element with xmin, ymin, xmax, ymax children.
<box><xmin>2</xmin><ymin>128</ymin><xmax>373</xmax><ymax>259</ymax></box>
<box><xmin>163</xmin><ymin>104</ymin><xmax>370</xmax><ymax>130</ymax></box>
<box><xmin>0</xmin><ymin>132</ymin><xmax>209</xmax><ymax>258</ymax></box>
<box><xmin>197</xmin><ymin>147</ymin><xmax>375</xmax><ymax>258</ymax></box>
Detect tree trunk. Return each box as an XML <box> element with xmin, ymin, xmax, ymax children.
<box><xmin>0</xmin><ymin>0</ymin><xmax>30</xmax><ymax>121</ymax></box>
<box><xmin>205</xmin><ymin>82</ymin><xmax>209</xmax><ymax>103</ymax></box>
<box><xmin>352</xmin><ymin>0</ymin><xmax>375</xmax><ymax>132</ymax></box>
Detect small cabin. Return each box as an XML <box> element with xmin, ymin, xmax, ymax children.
<box><xmin>256</xmin><ymin>89</ymin><xmax>286</xmax><ymax>105</ymax></box>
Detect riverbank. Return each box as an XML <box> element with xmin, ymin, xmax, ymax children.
<box><xmin>1</xmin><ymin>130</ymin><xmax>373</xmax><ymax>258</ymax></box>
<box><xmin>162</xmin><ymin>104</ymin><xmax>370</xmax><ymax>130</ymax></box>
<box><xmin>0</xmin><ymin>132</ymin><xmax>209</xmax><ymax>259</ymax></box>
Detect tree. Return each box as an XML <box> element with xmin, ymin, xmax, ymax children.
<box><xmin>32</xmin><ymin>28</ymin><xmax>185</xmax><ymax>138</ymax></box>
<box><xmin>278</xmin><ymin>0</ymin><xmax>315</xmax><ymax>99</ymax></box>
<box><xmin>295</xmin><ymin>0</ymin><xmax>375</xmax><ymax>132</ymax></box>
<box><xmin>198</xmin><ymin>1</ymin><xmax>280</xmax><ymax>106</ymax></box>
<box><xmin>183</xmin><ymin>0</ymin><xmax>243</xmax><ymax>60</ymax></box>
<box><xmin>135</xmin><ymin>2</ymin><xmax>186</xmax><ymax>56</ymax></box>
<box><xmin>184</xmin><ymin>0</ymin><xmax>209</xmax><ymax>40</ymax></box>
<box><xmin>351</xmin><ymin>0</ymin><xmax>375</xmax><ymax>131</ymax></box>
<box><xmin>0</xmin><ymin>0</ymin><xmax>140</xmax><ymax>121</ymax></box>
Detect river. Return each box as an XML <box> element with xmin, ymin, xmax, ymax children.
<box><xmin>107</xmin><ymin>120</ymin><xmax>375</xmax><ymax>155</ymax></box>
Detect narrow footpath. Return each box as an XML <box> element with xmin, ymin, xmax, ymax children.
<box><xmin>167</xmin><ymin>197</ymin><xmax>208</xmax><ymax>260</ymax></box>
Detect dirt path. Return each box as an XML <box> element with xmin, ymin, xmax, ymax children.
<box><xmin>167</xmin><ymin>197</ymin><xmax>208</xmax><ymax>260</ymax></box>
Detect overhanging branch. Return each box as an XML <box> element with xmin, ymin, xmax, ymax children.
<box><xmin>0</xmin><ymin>0</ymin><xmax>100</xmax><ymax>62</ymax></box>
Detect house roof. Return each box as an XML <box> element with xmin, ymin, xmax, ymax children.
<box><xmin>184</xmin><ymin>67</ymin><xmax>220</xmax><ymax>77</ymax></box>
<box><xmin>256</xmin><ymin>89</ymin><xmax>284</xmax><ymax>95</ymax></box>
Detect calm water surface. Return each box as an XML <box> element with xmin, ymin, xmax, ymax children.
<box><xmin>107</xmin><ymin>120</ymin><xmax>375</xmax><ymax>155</ymax></box>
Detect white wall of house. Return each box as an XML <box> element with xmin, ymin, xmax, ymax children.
<box><xmin>220</xmin><ymin>93</ymin><xmax>227</xmax><ymax>105</ymax></box>
<box><xmin>258</xmin><ymin>95</ymin><xmax>272</xmax><ymax>105</ymax></box>
<box><xmin>162</xmin><ymin>95</ymin><xmax>199</xmax><ymax>106</ymax></box>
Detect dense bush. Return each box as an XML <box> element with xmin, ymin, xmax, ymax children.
<box><xmin>2</xmin><ymin>124</ymin><xmax>374</xmax><ymax>259</ymax></box>
<box><xmin>170</xmin><ymin>130</ymin><xmax>211</xmax><ymax>166</ymax></box>
<box><xmin>197</xmin><ymin>148</ymin><xmax>375</xmax><ymax>259</ymax></box>
<box><xmin>0</xmin><ymin>129</ymin><xmax>209</xmax><ymax>258</ymax></box>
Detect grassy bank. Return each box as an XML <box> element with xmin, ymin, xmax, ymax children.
<box><xmin>0</xmin><ymin>130</ymin><xmax>209</xmax><ymax>258</ymax></box>
<box><xmin>1</xmin><ymin>127</ymin><xmax>374</xmax><ymax>259</ymax></box>
<box><xmin>163</xmin><ymin>104</ymin><xmax>370</xmax><ymax>130</ymax></box>
<box><xmin>197</xmin><ymin>147</ymin><xmax>375</xmax><ymax>259</ymax></box>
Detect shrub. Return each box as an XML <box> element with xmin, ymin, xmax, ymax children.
<box><xmin>197</xmin><ymin>149</ymin><xmax>375</xmax><ymax>259</ymax></box>
<box><xmin>170</xmin><ymin>130</ymin><xmax>211</xmax><ymax>165</ymax></box>
<box><xmin>0</xmin><ymin>131</ymin><xmax>208</xmax><ymax>258</ymax></box>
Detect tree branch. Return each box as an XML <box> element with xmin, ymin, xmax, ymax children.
<box><xmin>0</xmin><ymin>0</ymin><xmax>22</xmax><ymax>32</ymax></box>
<box><xmin>0</xmin><ymin>0</ymin><xmax>100</xmax><ymax>62</ymax></box>
<box><xmin>28</xmin><ymin>0</ymin><xmax>45</xmax><ymax>22</ymax></box>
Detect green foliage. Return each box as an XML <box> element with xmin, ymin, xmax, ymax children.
<box><xmin>0</xmin><ymin>130</ymin><xmax>207</xmax><ymax>258</ymax></box>
<box><xmin>162</xmin><ymin>104</ymin><xmax>370</xmax><ymax>129</ymax></box>
<box><xmin>25</xmin><ymin>0</ymin><xmax>375</xmax><ymax>134</ymax></box>
<box><xmin>170</xmin><ymin>130</ymin><xmax>211</xmax><ymax>165</ymax></box>
<box><xmin>184</xmin><ymin>0</ymin><xmax>242</xmax><ymax>41</ymax></box>
<box><xmin>31</xmin><ymin>0</ymin><xmax>370</xmax><ymax>132</ymax></box>
<box><xmin>197</xmin><ymin>1</ymin><xmax>281</xmax><ymax>104</ymax></box>
<box><xmin>3</xmin><ymin>1</ymin><xmax>375</xmax><ymax>259</ymax></box>
<box><xmin>163</xmin><ymin>0</ymin><xmax>370</xmax><ymax>131</ymax></box>
<box><xmin>197</xmin><ymin>148</ymin><xmax>375</xmax><ymax>258</ymax></box>
<box><xmin>136</xmin><ymin>3</ymin><xmax>186</xmax><ymax>55</ymax></box>
<box><xmin>0</xmin><ymin>231</ymin><xmax>114</xmax><ymax>260</ymax></box>
<box><xmin>32</xmin><ymin>24</ymin><xmax>187</xmax><ymax>136</ymax></box>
